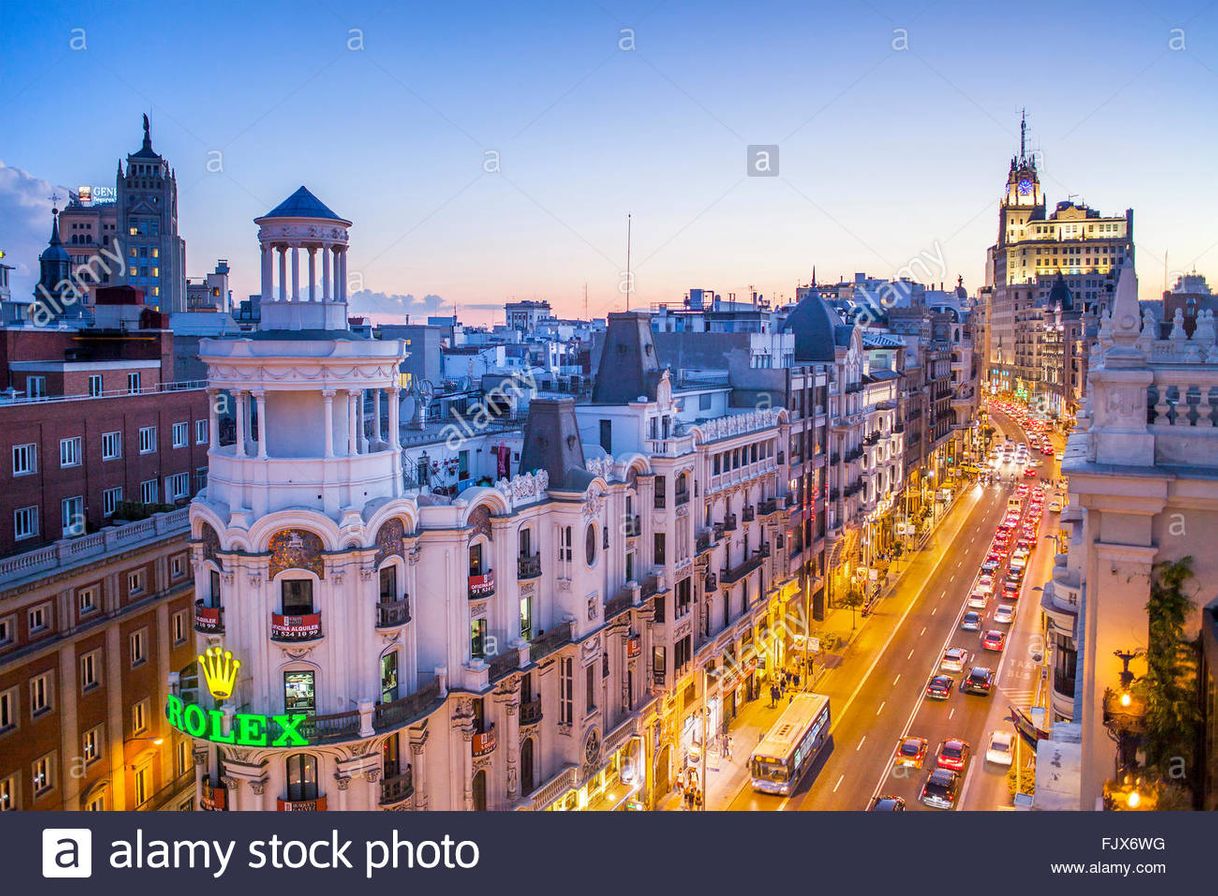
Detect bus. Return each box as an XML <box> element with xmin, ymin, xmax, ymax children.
<box><xmin>750</xmin><ymin>692</ymin><xmax>831</xmax><ymax>795</ymax></box>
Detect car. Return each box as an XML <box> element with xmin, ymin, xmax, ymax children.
<box><xmin>1049</xmin><ymin>499</ymin><xmax>1063</xmax><ymax>513</ymax></box>
<box><xmin>1023</xmin><ymin>467</ymin><xmax>1038</xmax><ymax>479</ymax></box>
<box><xmin>980</xmin><ymin>556</ymin><xmax>1000</xmax><ymax>574</ymax></box>
<box><xmin>962</xmin><ymin>666</ymin><xmax>994</xmax><ymax>695</ymax></box>
<box><xmin>868</xmin><ymin>795</ymin><xmax>907</xmax><ymax>811</ymax></box>
<box><xmin>960</xmin><ymin>611</ymin><xmax>983</xmax><ymax>631</ymax></box>
<box><xmin>940</xmin><ymin>647</ymin><xmax>970</xmax><ymax>673</ymax></box>
<box><xmin>1016</xmin><ymin>483</ymin><xmax>1029</xmax><ymax>496</ymax></box>
<box><xmin>926</xmin><ymin>674</ymin><xmax>955</xmax><ymax>700</ymax></box>
<box><xmin>1042</xmin><ymin>447</ymin><xmax>1055</xmax><ymax>457</ymax></box>
<box><xmin>966</xmin><ymin>592</ymin><xmax>988</xmax><ymax>611</ymax></box>
<box><xmin>986</xmin><ymin>730</ymin><xmax>1015</xmax><ymax>766</ymax></box>
<box><xmin>981</xmin><ymin>629</ymin><xmax>1006</xmax><ymax>652</ymax></box>
<box><xmin>894</xmin><ymin>735</ymin><xmax>929</xmax><ymax>768</ymax></box>
<box><xmin>994</xmin><ymin>604</ymin><xmax>1017</xmax><ymax>625</ymax></box>
<box><xmin>975</xmin><ymin>575</ymin><xmax>994</xmax><ymax>595</ymax></box>
<box><xmin>936</xmin><ymin>738</ymin><xmax>972</xmax><ymax>771</ymax></box>
<box><xmin>920</xmin><ymin>769</ymin><xmax>960</xmax><ymax>809</ymax></box>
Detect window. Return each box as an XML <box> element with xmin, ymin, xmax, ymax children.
<box><xmin>585</xmin><ymin>662</ymin><xmax>596</xmax><ymax>712</ymax></box>
<box><xmin>699</xmin><ymin>392</ymin><xmax>712</xmax><ymax>410</ymax></box>
<box><xmin>60</xmin><ymin>436</ymin><xmax>82</xmax><ymax>467</ymax></box>
<box><xmin>285</xmin><ymin>754</ymin><xmax>319</xmax><ymax>802</ymax></box>
<box><xmin>127</xmin><ymin>372</ymin><xmax>141</xmax><ymax>393</ymax></box>
<box><xmin>140</xmin><ymin>479</ymin><xmax>158</xmax><ymax>504</ymax></box>
<box><xmin>0</xmin><ymin>687</ymin><xmax>16</xmax><ymax>732</ymax></box>
<box><xmin>172</xmin><ymin>610</ymin><xmax>187</xmax><ymax>645</ymax></box>
<box><xmin>11</xmin><ymin>443</ymin><xmax>36</xmax><ymax>476</ymax></box>
<box><xmin>127</xmin><ymin>570</ymin><xmax>145</xmax><ymax>596</ymax></box>
<box><xmin>0</xmin><ymin>616</ymin><xmax>11</xmax><ymax>646</ymax></box>
<box><xmin>652</xmin><ymin>646</ymin><xmax>667</xmax><ymax>685</ymax></box>
<box><xmin>86</xmin><ymin>794</ymin><xmax>106</xmax><ymax>811</ymax></box>
<box><xmin>103</xmin><ymin>486</ymin><xmax>122</xmax><ymax>517</ymax></box>
<box><xmin>139</xmin><ymin>426</ymin><xmax>157</xmax><ymax>454</ymax></box>
<box><xmin>82</xmin><ymin>725</ymin><xmax>103</xmax><ymax>764</ymax></box>
<box><xmin>195</xmin><ymin>419</ymin><xmax>208</xmax><ymax>444</ymax></box>
<box><xmin>558</xmin><ymin>526</ymin><xmax>572</xmax><ymax>563</ymax></box>
<box><xmin>28</xmin><ymin>603</ymin><xmax>49</xmax><ymax>633</ymax></box>
<box><xmin>171</xmin><ymin>554</ymin><xmax>187</xmax><ymax>579</ymax></box>
<box><xmin>166</xmin><ymin>472</ymin><xmax>188</xmax><ymax>500</ymax></box>
<box><xmin>380</xmin><ymin>650</ymin><xmax>399</xmax><ymax>703</ymax></box>
<box><xmin>88</xmin><ymin>374</ymin><xmax>103</xmax><ymax>397</ymax></box>
<box><xmin>654</xmin><ymin>532</ymin><xmax>666</xmax><ymax>564</ymax></box>
<box><xmin>132</xmin><ymin>698</ymin><xmax>149</xmax><ymax>734</ymax></box>
<box><xmin>133</xmin><ymin>764</ymin><xmax>149</xmax><ymax>806</ymax></box>
<box><xmin>379</xmin><ymin>565</ymin><xmax>397</xmax><ymax>603</ymax></box>
<box><xmin>585</xmin><ymin>523</ymin><xmax>597</xmax><ymax>566</ymax></box>
<box><xmin>130</xmin><ymin>629</ymin><xmax>147</xmax><ymax>667</ymax></box>
<box><xmin>172</xmin><ymin>422</ymin><xmax>188</xmax><ymax>448</ymax></box>
<box><xmin>13</xmin><ymin>506</ymin><xmax>37</xmax><ymax>541</ymax></box>
<box><xmin>176</xmin><ymin>739</ymin><xmax>191</xmax><ymax>776</ymax></box>
<box><xmin>26</xmin><ymin>376</ymin><xmax>46</xmax><ymax>398</ymax></box>
<box><xmin>654</xmin><ymin>475</ymin><xmax>667</xmax><ymax>508</ymax></box>
<box><xmin>30</xmin><ymin>673</ymin><xmax>52</xmax><ymax>716</ymax></box>
<box><xmin>470</xmin><ymin>617</ymin><xmax>487</xmax><ymax>659</ymax></box>
<box><xmin>80</xmin><ymin>650</ymin><xmax>101</xmax><ymax>691</ymax></box>
<box><xmin>519</xmin><ymin>593</ymin><xmax>533</xmax><ymax>641</ymax></box>
<box><xmin>78</xmin><ymin>586</ymin><xmax>97</xmax><ymax>615</ymax></box>
<box><xmin>0</xmin><ymin>775</ymin><xmax>15</xmax><ymax>811</ymax></box>
<box><xmin>195</xmin><ymin>467</ymin><xmax>208</xmax><ymax>492</ymax></box>
<box><xmin>599</xmin><ymin>419</ymin><xmax>612</xmax><ymax>452</ymax></box>
<box><xmin>32</xmin><ymin>754</ymin><xmax>54</xmax><ymax>796</ymax></box>
<box><xmin>559</xmin><ymin>657</ymin><xmax>574</xmax><ymax>726</ymax></box>
<box><xmin>284</xmin><ymin>670</ymin><xmax>315</xmax><ymax>713</ymax></box>
<box><xmin>102</xmin><ymin>430</ymin><xmax>122</xmax><ymax>460</ymax></box>
<box><xmin>281</xmin><ymin>579</ymin><xmax>313</xmax><ymax>614</ymax></box>
<box><xmin>61</xmin><ymin>495</ymin><xmax>84</xmax><ymax>537</ymax></box>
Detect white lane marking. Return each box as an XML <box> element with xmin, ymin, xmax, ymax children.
<box><xmin>920</xmin><ymin>626</ymin><xmax>927</xmax><ymax>636</ymax></box>
<box><xmin>876</xmin><ymin>701</ymin><xmax>886</xmax><ymax>716</ymax></box>
<box><xmin>893</xmin><ymin>674</ymin><xmax>901</xmax><ymax>686</ymax></box>
<box><xmin>931</xmin><ymin>607</ymin><xmax>937</xmax><ymax>616</ymax></box>
<box><xmin>833</xmin><ymin>774</ymin><xmax>845</xmax><ymax>793</ymax></box>
<box><xmin>949</xmin><ymin>708</ymin><xmax>955</xmax><ymax>720</ymax></box>
<box><xmin>856</xmin><ymin>736</ymin><xmax>866</xmax><ymax>752</ymax></box>
<box><xmin>907</xmin><ymin>649</ymin><xmax>914</xmax><ymax>660</ymax></box>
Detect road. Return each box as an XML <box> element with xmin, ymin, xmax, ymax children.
<box><xmin>724</xmin><ymin>408</ymin><xmax>1060</xmax><ymax>812</ymax></box>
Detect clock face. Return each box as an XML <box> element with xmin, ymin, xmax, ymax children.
<box><xmin>1017</xmin><ymin>178</ymin><xmax>1033</xmax><ymax>196</ymax></box>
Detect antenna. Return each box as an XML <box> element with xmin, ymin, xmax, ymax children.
<box><xmin>583</xmin><ymin>282</ymin><xmax>588</xmax><ymax>320</ymax></box>
<box><xmin>1019</xmin><ymin>108</ymin><xmax>1027</xmax><ymax>162</ymax></box>
<box><xmin>625</xmin><ymin>213</ymin><xmax>632</xmax><ymax>312</ymax></box>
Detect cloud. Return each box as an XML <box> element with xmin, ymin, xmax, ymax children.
<box><xmin>0</xmin><ymin>162</ymin><xmax>71</xmax><ymax>297</ymax></box>
<box><xmin>348</xmin><ymin>289</ymin><xmax>448</xmax><ymax>321</ymax></box>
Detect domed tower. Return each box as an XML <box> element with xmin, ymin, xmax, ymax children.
<box><xmin>179</xmin><ymin>188</ymin><xmax>424</xmax><ymax>811</ymax></box>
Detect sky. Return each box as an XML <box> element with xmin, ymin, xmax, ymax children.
<box><xmin>2</xmin><ymin>0</ymin><xmax>1217</xmax><ymax>326</ymax></box>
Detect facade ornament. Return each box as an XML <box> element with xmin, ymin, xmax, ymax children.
<box><xmin>583</xmin><ymin>489</ymin><xmax>605</xmax><ymax>518</ymax></box>
<box><xmin>246</xmin><ymin>572</ymin><xmax>262</xmax><ymax>589</ymax></box>
<box><xmin>363</xmin><ymin>768</ymin><xmax>382</xmax><ymax>784</ymax></box>
<box><xmin>249</xmin><ymin>779</ymin><xmax>266</xmax><ymax>796</ymax></box>
<box><xmin>494</xmin><ymin>469</ymin><xmax>549</xmax><ymax>508</ymax></box>
<box><xmin>407</xmin><ymin>543</ymin><xmax>421</xmax><ymax>565</ymax></box>
<box><xmin>334</xmin><ymin>774</ymin><xmax>351</xmax><ymax>791</ymax></box>
<box><xmin>219</xmin><ymin>775</ymin><xmax>241</xmax><ymax>791</ymax></box>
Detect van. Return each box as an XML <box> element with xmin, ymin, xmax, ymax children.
<box><xmin>1006</xmin><ymin>497</ymin><xmax>1022</xmax><ymax>514</ymax></box>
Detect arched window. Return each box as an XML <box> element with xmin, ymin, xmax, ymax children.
<box><xmin>471</xmin><ymin>769</ymin><xmax>487</xmax><ymax>811</ymax></box>
<box><xmin>285</xmin><ymin>754</ymin><xmax>318</xmax><ymax>801</ymax></box>
<box><xmin>520</xmin><ymin>738</ymin><xmax>536</xmax><ymax>796</ymax></box>
<box><xmin>585</xmin><ymin>523</ymin><xmax>597</xmax><ymax>566</ymax></box>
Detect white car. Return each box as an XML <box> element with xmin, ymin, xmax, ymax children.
<box><xmin>975</xmin><ymin>575</ymin><xmax>994</xmax><ymax>596</ymax></box>
<box><xmin>993</xmin><ymin>604</ymin><xmax>1017</xmax><ymax>625</ymax></box>
<box><xmin>941</xmin><ymin>647</ymin><xmax>970</xmax><ymax>673</ymax></box>
<box><xmin>1048</xmin><ymin>499</ymin><xmax>1063</xmax><ymax>513</ymax></box>
<box><xmin>967</xmin><ymin>592</ymin><xmax>988</xmax><ymax>610</ymax></box>
<box><xmin>985</xmin><ymin>730</ymin><xmax>1014</xmax><ymax>766</ymax></box>
<box><xmin>1009</xmin><ymin>551</ymin><xmax>1028</xmax><ymax>571</ymax></box>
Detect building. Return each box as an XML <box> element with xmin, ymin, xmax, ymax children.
<box><xmin>186</xmin><ymin>260</ymin><xmax>231</xmax><ymax>313</ymax></box>
<box><xmin>986</xmin><ymin>113</ymin><xmax>1132</xmax><ymax>419</ymax></box>
<box><xmin>57</xmin><ymin>195</ymin><xmax>119</xmax><ymax>308</ymax></box>
<box><xmin>504</xmin><ymin>300</ymin><xmax>553</xmax><ymax>334</ymax></box>
<box><xmin>116</xmin><ymin>116</ymin><xmax>187</xmax><ymax>314</ymax></box>
<box><xmin>1038</xmin><ymin>257</ymin><xmax>1218</xmax><ymax>810</ymax></box>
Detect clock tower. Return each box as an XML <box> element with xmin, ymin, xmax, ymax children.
<box><xmin>998</xmin><ymin>110</ymin><xmax>1043</xmax><ymax>247</ymax></box>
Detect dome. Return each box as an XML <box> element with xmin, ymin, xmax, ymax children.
<box><xmin>782</xmin><ymin>294</ymin><xmax>842</xmax><ymax>363</ymax></box>
<box><xmin>1048</xmin><ymin>272</ymin><xmax>1072</xmax><ymax>310</ymax></box>
<box><xmin>40</xmin><ymin>211</ymin><xmax>70</xmax><ymax>264</ymax></box>
<box><xmin>261</xmin><ymin>186</ymin><xmax>346</xmax><ymax>222</ymax></box>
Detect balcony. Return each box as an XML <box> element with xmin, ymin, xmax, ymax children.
<box><xmin>374</xmin><ymin>679</ymin><xmax>444</xmax><ymax>731</ymax></box>
<box><xmin>721</xmin><ymin>553</ymin><xmax>764</xmax><ymax>585</ymax></box>
<box><xmin>758</xmin><ymin>497</ymin><xmax>779</xmax><ymax>515</ymax></box>
<box><xmin>270</xmin><ymin>612</ymin><xmax>322</xmax><ymax>642</ymax></box>
<box><xmin>472</xmin><ymin>724</ymin><xmax>497</xmax><ymax>757</ymax></box>
<box><xmin>194</xmin><ymin>600</ymin><xmax>224</xmax><ymax>634</ymax></box>
<box><xmin>517</xmin><ymin>553</ymin><xmax>542</xmax><ymax>580</ymax></box>
<box><xmin>379</xmin><ymin>769</ymin><xmax>414</xmax><ymax>807</ymax></box>
<box><xmin>530</xmin><ymin>621</ymin><xmax>574</xmax><ymax>663</ymax></box>
<box><xmin>675</xmin><ymin>488</ymin><xmax>690</xmax><ymax>507</ymax></box>
<box><xmin>468</xmin><ymin>570</ymin><xmax>495</xmax><ymax>599</ymax></box>
<box><xmin>520</xmin><ymin>697</ymin><xmax>543</xmax><ymax>725</ymax></box>
<box><xmin>376</xmin><ymin>596</ymin><xmax>411</xmax><ymax>628</ymax></box>
<box><xmin>741</xmin><ymin>505</ymin><xmax>755</xmax><ymax>522</ymax></box>
<box><xmin>723</xmin><ymin>514</ymin><xmax>738</xmax><ymax>532</ymax></box>
<box><xmin>605</xmin><ymin>588</ymin><xmax>635</xmax><ymax>620</ymax></box>
<box><xmin>277</xmin><ymin>796</ymin><xmax>327</xmax><ymax>812</ymax></box>
<box><xmin>696</xmin><ymin>530</ymin><xmax>713</xmax><ymax>554</ymax></box>
<box><xmin>625</xmin><ymin>514</ymin><xmax>642</xmax><ymax>537</ymax></box>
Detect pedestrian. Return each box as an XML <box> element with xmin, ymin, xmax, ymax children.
<box><xmin>768</xmin><ymin>683</ymin><xmax>778</xmax><ymax>708</ymax></box>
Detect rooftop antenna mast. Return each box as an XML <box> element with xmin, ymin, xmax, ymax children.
<box><xmin>1019</xmin><ymin>108</ymin><xmax>1027</xmax><ymax>163</ymax></box>
<box><xmin>625</xmin><ymin>213</ymin><xmax>632</xmax><ymax>311</ymax></box>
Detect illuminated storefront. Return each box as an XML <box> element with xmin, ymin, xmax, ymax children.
<box><xmin>545</xmin><ymin>736</ymin><xmax>644</xmax><ymax>811</ymax></box>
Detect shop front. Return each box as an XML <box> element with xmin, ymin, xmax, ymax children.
<box><xmin>545</xmin><ymin>735</ymin><xmax>644</xmax><ymax>812</ymax></box>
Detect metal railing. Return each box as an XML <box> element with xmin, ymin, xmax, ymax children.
<box><xmin>529</xmin><ymin>621</ymin><xmax>574</xmax><ymax>663</ymax></box>
<box><xmin>376</xmin><ymin>597</ymin><xmax>411</xmax><ymax>628</ymax></box>
<box><xmin>0</xmin><ymin>379</ymin><xmax>207</xmax><ymax>406</ymax></box>
<box><xmin>379</xmin><ymin>769</ymin><xmax>414</xmax><ymax>806</ymax></box>
<box><xmin>517</xmin><ymin>553</ymin><xmax>542</xmax><ymax>579</ymax></box>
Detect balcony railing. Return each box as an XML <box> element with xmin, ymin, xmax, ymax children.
<box><xmin>472</xmin><ymin>724</ymin><xmax>497</xmax><ymax>757</ymax></box>
<box><xmin>194</xmin><ymin>600</ymin><xmax>224</xmax><ymax>634</ymax></box>
<box><xmin>468</xmin><ymin>570</ymin><xmax>495</xmax><ymax>599</ymax></box>
<box><xmin>741</xmin><ymin>505</ymin><xmax>755</xmax><ymax>522</ymax></box>
<box><xmin>374</xmin><ymin>679</ymin><xmax>444</xmax><ymax>731</ymax></box>
<box><xmin>758</xmin><ymin>498</ymin><xmax>779</xmax><ymax>515</ymax></box>
<box><xmin>270</xmin><ymin>612</ymin><xmax>322</xmax><ymax>642</ymax></box>
<box><xmin>530</xmin><ymin>621</ymin><xmax>574</xmax><ymax>663</ymax></box>
<box><xmin>723</xmin><ymin>514</ymin><xmax>738</xmax><ymax>532</ymax></box>
<box><xmin>376</xmin><ymin>597</ymin><xmax>411</xmax><ymax>628</ymax></box>
<box><xmin>605</xmin><ymin>589</ymin><xmax>634</xmax><ymax>620</ymax></box>
<box><xmin>696</xmin><ymin>530</ymin><xmax>712</xmax><ymax>553</ymax></box>
<box><xmin>379</xmin><ymin>769</ymin><xmax>414</xmax><ymax>806</ymax></box>
<box><xmin>520</xmin><ymin>697</ymin><xmax>543</xmax><ymax>726</ymax></box>
<box><xmin>704</xmin><ymin>572</ymin><xmax>718</xmax><ymax>591</ymax></box>
<box><xmin>489</xmin><ymin>648</ymin><xmax>522</xmax><ymax>682</ymax></box>
<box><xmin>675</xmin><ymin>489</ymin><xmax>690</xmax><ymax>506</ymax></box>
<box><xmin>517</xmin><ymin>553</ymin><xmax>542</xmax><ymax>579</ymax></box>
<box><xmin>721</xmin><ymin>553</ymin><xmax>764</xmax><ymax>585</ymax></box>
<box><xmin>277</xmin><ymin>796</ymin><xmax>327</xmax><ymax>811</ymax></box>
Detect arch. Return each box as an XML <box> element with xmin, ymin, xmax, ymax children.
<box><xmin>246</xmin><ymin>509</ymin><xmax>342</xmax><ymax>554</ymax></box>
<box><xmin>654</xmin><ymin>744</ymin><xmax>672</xmax><ymax>798</ymax></box>
<box><xmin>520</xmin><ymin>736</ymin><xmax>536</xmax><ymax>796</ymax></box>
<box><xmin>284</xmin><ymin>752</ymin><xmax>320</xmax><ymax>801</ymax></box>
<box><xmin>457</xmin><ymin>486</ymin><xmax>511</xmax><ymax>522</ymax></box>
<box><xmin>268</xmin><ymin>528</ymin><xmax>326</xmax><ymax>580</ymax></box>
<box><xmin>363</xmin><ymin>500</ymin><xmax>418</xmax><ymax>547</ymax></box>
<box><xmin>471</xmin><ymin>768</ymin><xmax>488</xmax><ymax>811</ymax></box>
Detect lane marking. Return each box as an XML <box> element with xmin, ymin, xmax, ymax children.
<box><xmin>907</xmin><ymin>649</ymin><xmax>914</xmax><ymax>660</ymax></box>
<box><xmin>876</xmin><ymin>701</ymin><xmax>886</xmax><ymax>716</ymax></box>
<box><xmin>949</xmin><ymin>708</ymin><xmax>955</xmax><ymax>720</ymax></box>
<box><xmin>920</xmin><ymin>626</ymin><xmax>927</xmax><ymax>636</ymax></box>
<box><xmin>931</xmin><ymin>607</ymin><xmax>937</xmax><ymax>616</ymax></box>
<box><xmin>856</xmin><ymin>736</ymin><xmax>866</xmax><ymax>752</ymax></box>
<box><xmin>893</xmin><ymin>674</ymin><xmax>901</xmax><ymax>686</ymax></box>
<box><xmin>833</xmin><ymin>774</ymin><xmax>844</xmax><ymax>793</ymax></box>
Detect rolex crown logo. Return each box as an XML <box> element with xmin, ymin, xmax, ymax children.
<box><xmin>200</xmin><ymin>645</ymin><xmax>241</xmax><ymax>701</ymax></box>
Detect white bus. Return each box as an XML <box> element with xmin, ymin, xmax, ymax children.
<box><xmin>750</xmin><ymin>692</ymin><xmax>832</xmax><ymax>795</ymax></box>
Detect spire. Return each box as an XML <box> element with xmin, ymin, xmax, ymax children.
<box><xmin>48</xmin><ymin>205</ymin><xmax>62</xmax><ymax>247</ymax></box>
<box><xmin>1104</xmin><ymin>256</ymin><xmax>1144</xmax><ymax>366</ymax></box>
<box><xmin>142</xmin><ymin>113</ymin><xmax>152</xmax><ymax>152</ymax></box>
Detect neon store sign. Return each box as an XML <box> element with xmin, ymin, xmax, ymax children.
<box><xmin>165</xmin><ymin>645</ymin><xmax>311</xmax><ymax>747</ymax></box>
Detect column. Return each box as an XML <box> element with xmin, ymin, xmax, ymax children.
<box><xmin>308</xmin><ymin>248</ymin><xmax>317</xmax><ymax>302</ymax></box>
<box><xmin>338</xmin><ymin>249</ymin><xmax>347</xmax><ymax>301</ymax></box>
<box><xmin>291</xmin><ymin>246</ymin><xmax>300</xmax><ymax>301</ymax></box>
<box><xmin>358</xmin><ymin>389</ymin><xmax>368</xmax><ymax>453</ymax></box>
<box><xmin>234</xmin><ymin>391</ymin><xmax>247</xmax><ymax>458</ymax></box>
<box><xmin>260</xmin><ymin>245</ymin><xmax>272</xmax><ymax>303</ymax></box>
<box><xmin>322</xmin><ymin>245</ymin><xmax>331</xmax><ymax>301</ymax></box>
<box><xmin>347</xmin><ymin>391</ymin><xmax>358</xmax><ymax>455</ymax></box>
<box><xmin>322</xmin><ymin>389</ymin><xmax>335</xmax><ymax>459</ymax></box>
<box><xmin>277</xmin><ymin>246</ymin><xmax>287</xmax><ymax>301</ymax></box>
<box><xmin>388</xmin><ymin>387</ymin><xmax>400</xmax><ymax>449</ymax></box>
<box><xmin>254</xmin><ymin>391</ymin><xmax>268</xmax><ymax>459</ymax></box>
<box><xmin>373</xmin><ymin>390</ymin><xmax>383</xmax><ymax>445</ymax></box>
<box><xmin>207</xmin><ymin>390</ymin><xmax>220</xmax><ymax>451</ymax></box>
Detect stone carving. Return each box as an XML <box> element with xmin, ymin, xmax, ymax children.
<box><xmin>695</xmin><ymin>407</ymin><xmax>783</xmax><ymax>443</ymax></box>
<box><xmin>583</xmin><ymin>490</ymin><xmax>605</xmax><ymax>518</ymax></box>
<box><xmin>494</xmin><ymin>470</ymin><xmax>549</xmax><ymax>508</ymax></box>
<box><xmin>334</xmin><ymin>774</ymin><xmax>351</xmax><ymax>791</ymax></box>
<box><xmin>585</xmin><ymin>455</ymin><xmax>616</xmax><ymax>481</ymax></box>
<box><xmin>374</xmin><ymin>518</ymin><xmax>407</xmax><ymax>565</ymax></box>
<box><xmin>249</xmin><ymin>779</ymin><xmax>265</xmax><ymax>796</ymax></box>
<box><xmin>268</xmin><ymin>528</ymin><xmax>325</xmax><ymax>580</ymax></box>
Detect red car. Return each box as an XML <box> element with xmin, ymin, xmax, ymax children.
<box><xmin>1002</xmin><ymin>583</ymin><xmax>1020</xmax><ymax>601</ymax></box>
<box><xmin>936</xmin><ymin>738</ymin><xmax>972</xmax><ymax>771</ymax></box>
<box><xmin>981</xmin><ymin>630</ymin><xmax>1006</xmax><ymax>652</ymax></box>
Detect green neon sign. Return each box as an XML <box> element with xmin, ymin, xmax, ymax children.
<box><xmin>165</xmin><ymin>694</ymin><xmax>310</xmax><ymax>747</ymax></box>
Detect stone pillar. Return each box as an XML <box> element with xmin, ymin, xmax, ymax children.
<box><xmin>254</xmin><ymin>390</ymin><xmax>268</xmax><ymax>459</ymax></box>
<box><xmin>277</xmin><ymin>246</ymin><xmax>287</xmax><ymax>301</ymax></box>
<box><xmin>234</xmin><ymin>391</ymin><xmax>247</xmax><ymax>458</ymax></box>
<box><xmin>338</xmin><ymin>250</ymin><xmax>347</xmax><ymax>301</ymax></box>
<box><xmin>207</xmin><ymin>389</ymin><xmax>220</xmax><ymax>451</ymax></box>
<box><xmin>504</xmin><ymin>696</ymin><xmax>521</xmax><ymax>803</ymax></box>
<box><xmin>409</xmin><ymin>728</ymin><xmax>429</xmax><ymax>810</ymax></box>
<box><xmin>347</xmin><ymin>391</ymin><xmax>358</xmax><ymax>455</ymax></box>
<box><xmin>322</xmin><ymin>245</ymin><xmax>331</xmax><ymax>301</ymax></box>
<box><xmin>322</xmin><ymin>389</ymin><xmax>335</xmax><ymax>459</ymax></box>
<box><xmin>373</xmin><ymin>390</ymin><xmax>382</xmax><ymax>445</ymax></box>
<box><xmin>307</xmin><ymin>248</ymin><xmax>317</xmax><ymax>302</ymax></box>
<box><xmin>388</xmin><ymin>387</ymin><xmax>400</xmax><ymax>448</ymax></box>
<box><xmin>260</xmin><ymin>245</ymin><xmax>271</xmax><ymax>304</ymax></box>
<box><xmin>358</xmin><ymin>389</ymin><xmax>369</xmax><ymax>453</ymax></box>
<box><xmin>291</xmin><ymin>246</ymin><xmax>300</xmax><ymax>301</ymax></box>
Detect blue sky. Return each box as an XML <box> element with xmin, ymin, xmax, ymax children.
<box><xmin>2</xmin><ymin>0</ymin><xmax>1217</xmax><ymax>323</ymax></box>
